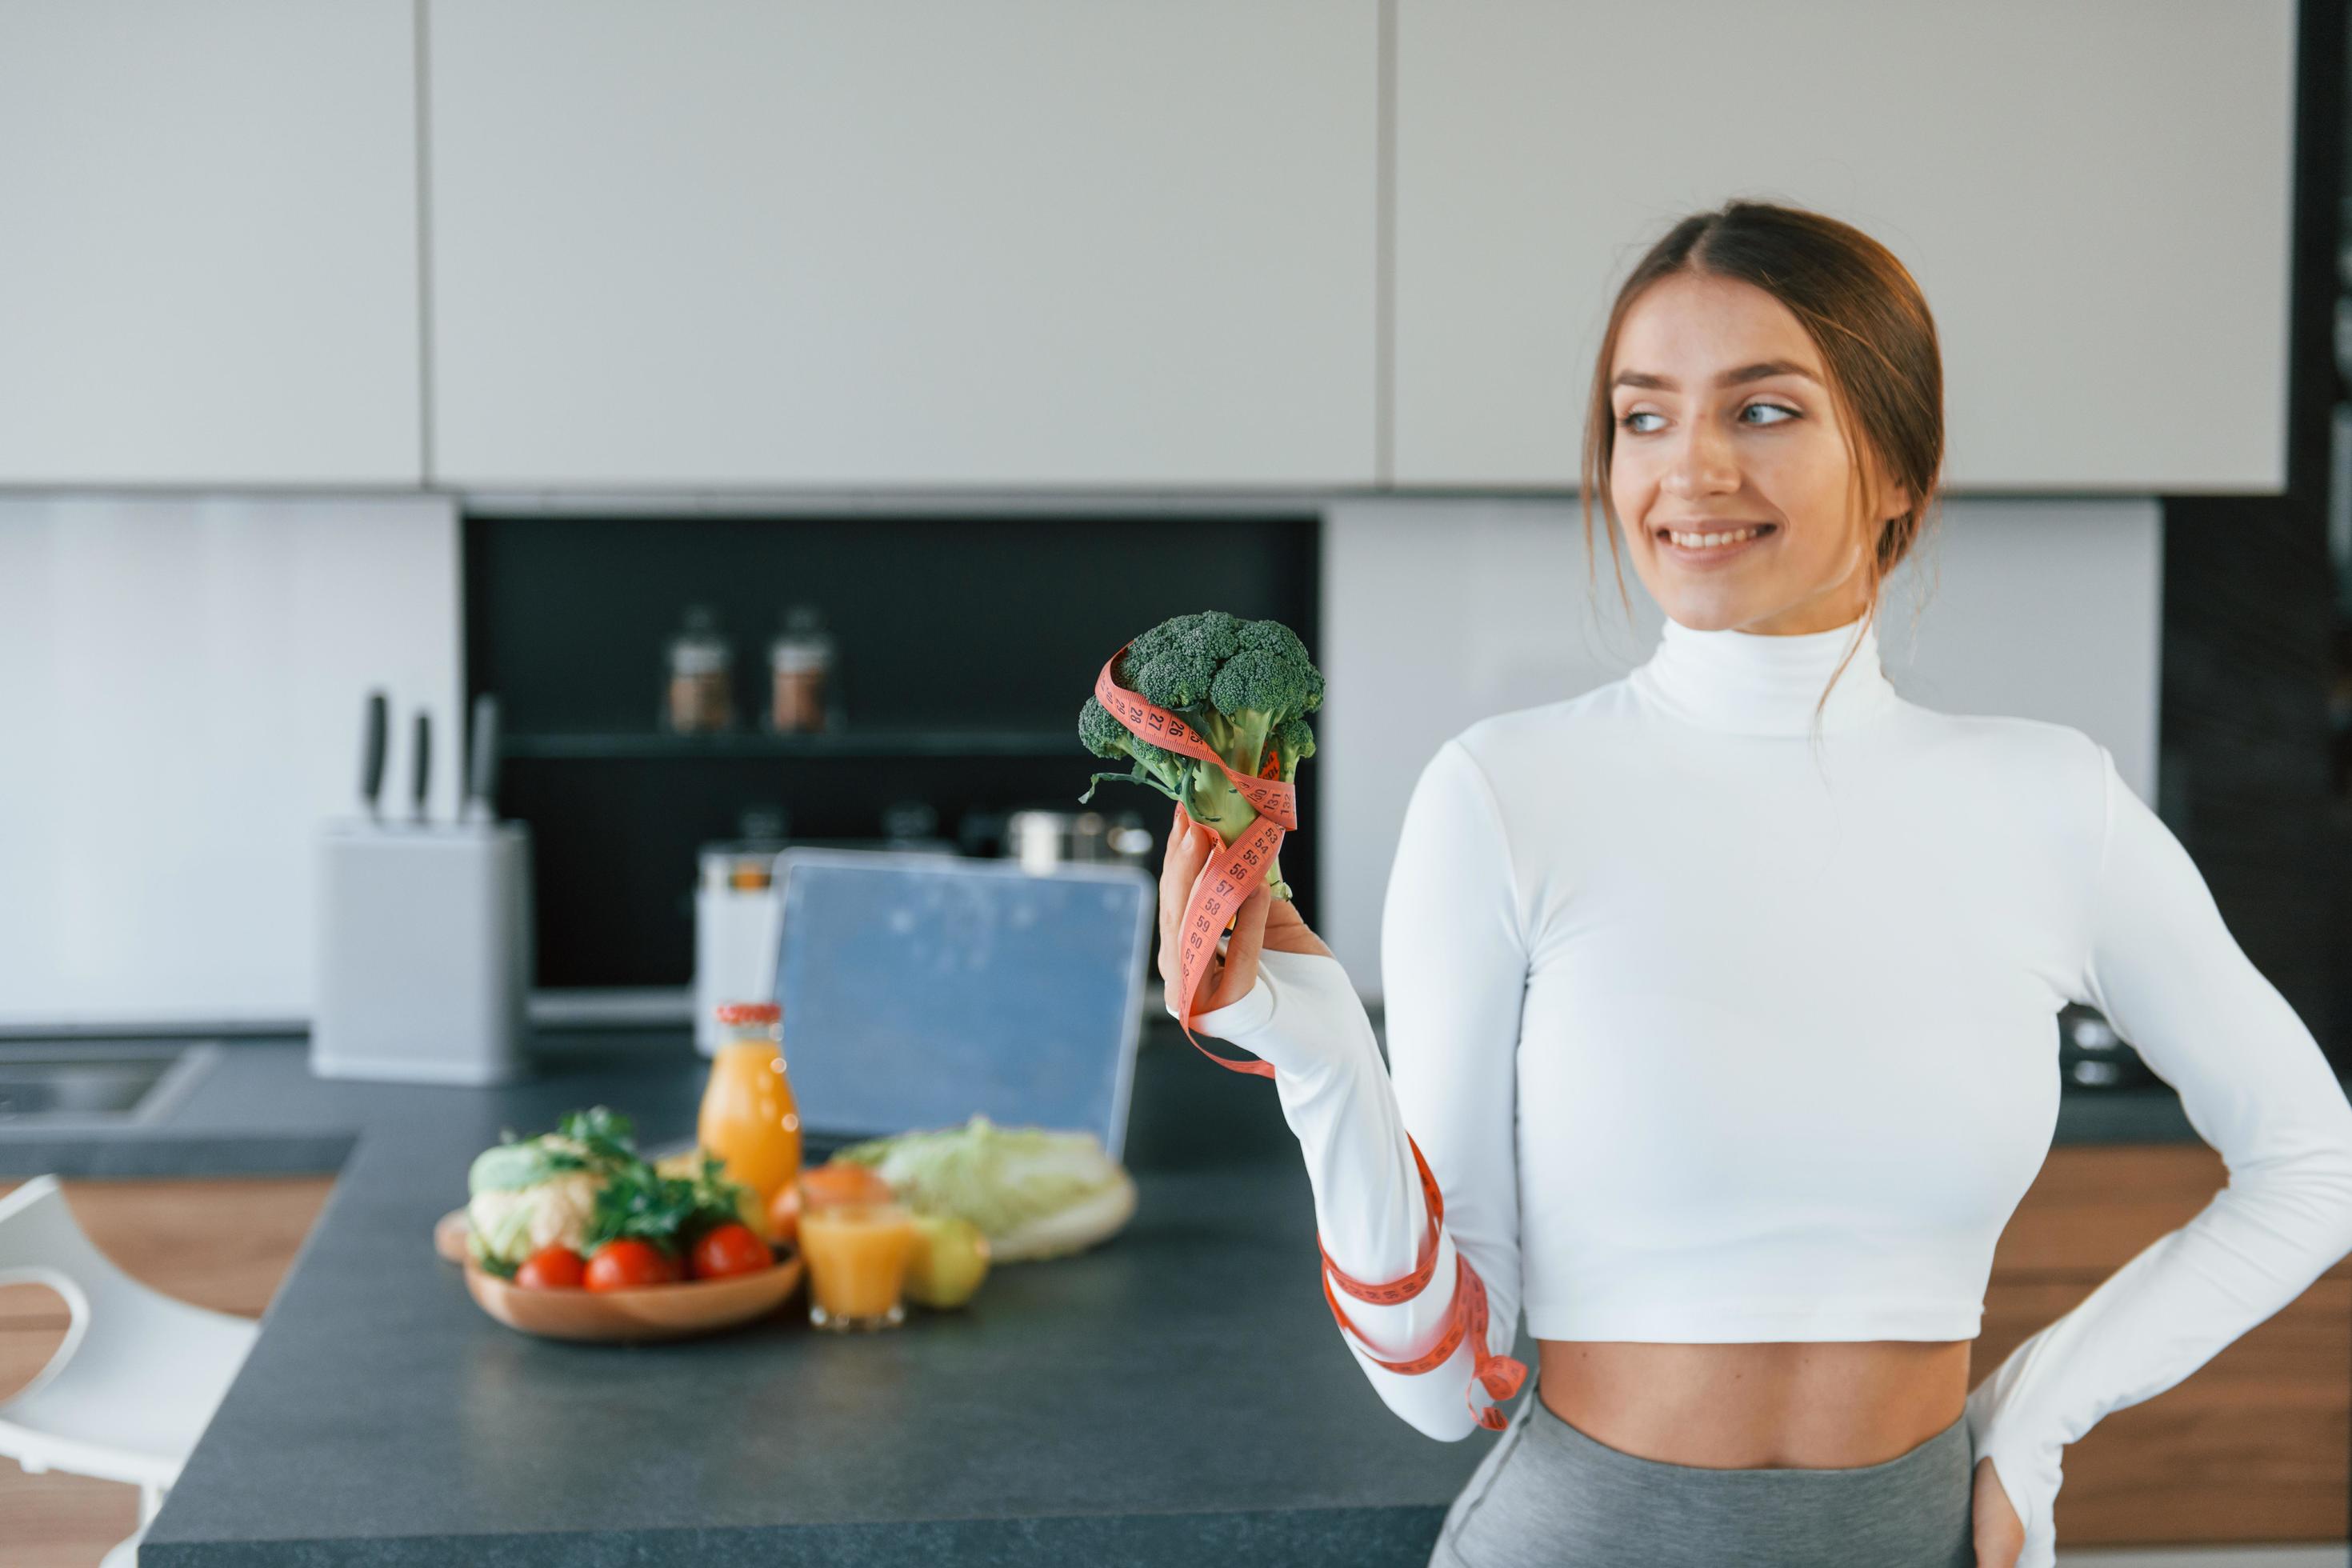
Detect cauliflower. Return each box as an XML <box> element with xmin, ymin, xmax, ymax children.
<box><xmin>462</xmin><ymin>1107</ymin><xmax>747</xmax><ymax>1275</ymax></box>
<box><xmin>465</xmin><ymin>1120</ymin><xmax>636</xmax><ymax>1273</ymax></box>
<box><xmin>466</xmin><ymin>1169</ymin><xmax>607</xmax><ymax>1269</ymax></box>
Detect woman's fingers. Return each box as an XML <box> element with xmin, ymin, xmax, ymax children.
<box><xmin>1158</xmin><ymin>807</ymin><xmax>1212</xmax><ymax>987</ymax></box>
<box><xmin>1162</xmin><ymin>814</ymin><xmax>1250</xmax><ymax>1003</ymax></box>
<box><xmin>1156</xmin><ymin>810</ymin><xmax>1180</xmax><ymax>979</ymax></box>
<box><xmin>1224</xmin><ymin>879</ymin><xmax>1271</xmax><ymax>976</ymax></box>
<box><xmin>1194</xmin><ymin>880</ymin><xmax>1267</xmax><ymax>1013</ymax></box>
<box><xmin>1160</xmin><ymin>803</ymin><xmax>1334</xmax><ymax>1004</ymax></box>
<box><xmin>1259</xmin><ymin>894</ymin><xmax>1335</xmax><ymax>959</ymax></box>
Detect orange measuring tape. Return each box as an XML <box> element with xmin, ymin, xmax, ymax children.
<box><xmin>1094</xmin><ymin>646</ymin><xmax>1528</xmax><ymax>1432</ymax></box>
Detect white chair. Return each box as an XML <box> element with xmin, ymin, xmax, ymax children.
<box><xmin>0</xmin><ymin>1172</ymin><xmax>259</xmax><ymax>1568</ymax></box>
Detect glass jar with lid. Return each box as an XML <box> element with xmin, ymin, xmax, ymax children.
<box><xmin>664</xmin><ymin>605</ymin><xmax>735</xmax><ymax>734</ymax></box>
<box><xmin>767</xmin><ymin>603</ymin><xmax>836</xmax><ymax>734</ymax></box>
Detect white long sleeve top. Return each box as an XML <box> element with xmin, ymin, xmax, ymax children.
<box><xmin>1172</xmin><ymin>610</ymin><xmax>2352</xmax><ymax>1568</ymax></box>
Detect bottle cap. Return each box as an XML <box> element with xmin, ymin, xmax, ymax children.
<box><xmin>714</xmin><ymin>1001</ymin><xmax>782</xmax><ymax>1025</ymax></box>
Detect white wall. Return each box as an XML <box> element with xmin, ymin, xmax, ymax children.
<box><xmin>0</xmin><ymin>496</ymin><xmax>462</xmax><ymax>1028</ymax></box>
<box><xmin>1318</xmin><ymin>497</ymin><xmax>2164</xmax><ymax>1000</ymax></box>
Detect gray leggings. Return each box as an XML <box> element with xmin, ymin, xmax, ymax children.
<box><xmin>1430</xmin><ymin>1375</ymin><xmax>1976</xmax><ymax>1568</ymax></box>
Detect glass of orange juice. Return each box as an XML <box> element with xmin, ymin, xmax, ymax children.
<box><xmin>800</xmin><ymin>1201</ymin><xmax>918</xmax><ymax>1331</ymax></box>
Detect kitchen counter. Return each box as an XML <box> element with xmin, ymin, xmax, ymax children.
<box><xmin>0</xmin><ymin>1014</ymin><xmax>2244</xmax><ymax>1183</ymax></box>
<box><xmin>0</xmin><ymin>1022</ymin><xmax>2296</xmax><ymax>1566</ymax></box>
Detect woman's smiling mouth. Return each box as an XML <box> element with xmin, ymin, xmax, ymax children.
<box><xmin>1653</xmin><ymin>522</ymin><xmax>1778</xmax><ymax>565</ymax></box>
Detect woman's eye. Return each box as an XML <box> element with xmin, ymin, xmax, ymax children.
<box><xmin>1616</xmin><ymin>402</ymin><xmax>1798</xmax><ymax>434</ymax></box>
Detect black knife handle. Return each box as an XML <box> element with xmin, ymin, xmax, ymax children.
<box><xmin>362</xmin><ymin>690</ymin><xmax>388</xmax><ymax>819</ymax></box>
<box><xmin>412</xmin><ymin>710</ymin><xmax>432</xmax><ymax>824</ymax></box>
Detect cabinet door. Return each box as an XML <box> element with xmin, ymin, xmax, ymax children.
<box><xmin>1393</xmin><ymin>0</ymin><xmax>2295</xmax><ymax>492</ymax></box>
<box><xmin>0</xmin><ymin>1</ymin><xmax>422</xmax><ymax>486</ymax></box>
<box><xmin>428</xmin><ymin>1</ymin><xmax>1378</xmax><ymax>489</ymax></box>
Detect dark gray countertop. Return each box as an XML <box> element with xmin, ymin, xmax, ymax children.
<box><xmin>0</xmin><ymin>1022</ymin><xmax>2263</xmax><ymax>1566</ymax></box>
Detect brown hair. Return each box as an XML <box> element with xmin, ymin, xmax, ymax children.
<box><xmin>1578</xmin><ymin>198</ymin><xmax>1947</xmax><ymax>733</ymax></box>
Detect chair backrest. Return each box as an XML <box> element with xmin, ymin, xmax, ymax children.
<box><xmin>0</xmin><ymin>1176</ymin><xmax>103</xmax><ymax>1410</ymax></box>
<box><xmin>0</xmin><ymin>1171</ymin><xmax>262</xmax><ymax>1484</ymax></box>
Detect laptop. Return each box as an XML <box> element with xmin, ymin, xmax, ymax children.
<box><xmin>770</xmin><ymin>847</ymin><xmax>1156</xmax><ymax>1164</ymax></box>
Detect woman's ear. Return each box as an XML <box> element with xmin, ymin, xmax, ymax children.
<box><xmin>1860</xmin><ymin>446</ymin><xmax>1914</xmax><ymax>526</ymax></box>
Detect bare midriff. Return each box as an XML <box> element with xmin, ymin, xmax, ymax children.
<box><xmin>1534</xmin><ymin>1338</ymin><xmax>1974</xmax><ymax>1470</ymax></box>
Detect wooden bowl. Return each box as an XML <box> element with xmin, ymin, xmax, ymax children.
<box><xmin>434</xmin><ymin>1206</ymin><xmax>474</xmax><ymax>1264</ymax></box>
<box><xmin>438</xmin><ymin>1206</ymin><xmax>803</xmax><ymax>1343</ymax></box>
<box><xmin>459</xmin><ymin>1249</ymin><xmax>803</xmax><ymax>1342</ymax></box>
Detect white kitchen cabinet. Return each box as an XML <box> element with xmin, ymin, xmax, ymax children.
<box><xmin>427</xmin><ymin>0</ymin><xmax>1378</xmax><ymax>490</ymax></box>
<box><xmin>1392</xmin><ymin>0</ymin><xmax>2297</xmax><ymax>493</ymax></box>
<box><xmin>0</xmin><ymin>1</ymin><xmax>422</xmax><ymax>487</ymax></box>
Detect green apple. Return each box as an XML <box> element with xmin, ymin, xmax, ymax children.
<box><xmin>905</xmin><ymin>1212</ymin><xmax>990</xmax><ymax>1309</ymax></box>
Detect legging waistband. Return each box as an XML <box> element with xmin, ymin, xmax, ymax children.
<box><xmin>1526</xmin><ymin>1390</ymin><xmax>1971</xmax><ymax>1486</ymax></box>
<box><xmin>1432</xmin><ymin>1379</ymin><xmax>1978</xmax><ymax>1568</ymax></box>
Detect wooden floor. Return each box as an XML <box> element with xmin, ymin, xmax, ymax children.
<box><xmin>0</xmin><ymin>1173</ymin><xmax>336</xmax><ymax>1568</ymax></box>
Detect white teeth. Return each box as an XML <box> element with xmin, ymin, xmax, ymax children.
<box><xmin>1666</xmin><ymin>526</ymin><xmax>1765</xmax><ymax>550</ymax></box>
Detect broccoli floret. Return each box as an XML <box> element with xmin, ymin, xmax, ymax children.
<box><xmin>1270</xmin><ymin>714</ymin><xmax>1316</xmax><ymax>782</ymax></box>
<box><xmin>1078</xmin><ymin>694</ymin><xmax>1190</xmax><ymax>806</ymax></box>
<box><xmin>1076</xmin><ymin>610</ymin><xmax>1323</xmax><ymax>902</ymax></box>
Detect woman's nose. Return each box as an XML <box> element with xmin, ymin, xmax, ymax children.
<box><xmin>1660</xmin><ymin>422</ymin><xmax>1741</xmax><ymax>497</ymax></box>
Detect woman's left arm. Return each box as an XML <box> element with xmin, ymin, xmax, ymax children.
<box><xmin>1967</xmin><ymin>739</ymin><xmax>2352</xmax><ymax>1568</ymax></box>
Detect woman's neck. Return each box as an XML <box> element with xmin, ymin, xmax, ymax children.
<box><xmin>1629</xmin><ymin>611</ymin><xmax>1899</xmax><ymax>736</ymax></box>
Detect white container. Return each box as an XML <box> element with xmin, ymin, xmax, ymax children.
<box><xmin>694</xmin><ymin>844</ymin><xmax>785</xmax><ymax>1055</ymax></box>
<box><xmin>311</xmin><ymin>821</ymin><xmax>533</xmax><ymax>1084</ymax></box>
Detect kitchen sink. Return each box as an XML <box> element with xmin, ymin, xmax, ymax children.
<box><xmin>0</xmin><ymin>1040</ymin><xmax>223</xmax><ymax>1128</ymax></box>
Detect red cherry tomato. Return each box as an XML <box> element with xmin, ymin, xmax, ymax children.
<box><xmin>690</xmin><ymin>1222</ymin><xmax>774</xmax><ymax>1280</ymax></box>
<box><xmin>515</xmin><ymin>1245</ymin><xmax>587</xmax><ymax>1290</ymax></box>
<box><xmin>584</xmin><ymin>1238</ymin><xmax>677</xmax><ymax>1290</ymax></box>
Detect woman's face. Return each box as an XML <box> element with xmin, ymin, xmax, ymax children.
<box><xmin>1606</xmin><ymin>272</ymin><xmax>1910</xmax><ymax>635</ymax></box>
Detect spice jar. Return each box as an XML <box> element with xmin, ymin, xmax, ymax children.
<box><xmin>665</xmin><ymin>605</ymin><xmax>734</xmax><ymax>734</ymax></box>
<box><xmin>767</xmin><ymin>603</ymin><xmax>835</xmax><ymax>734</ymax></box>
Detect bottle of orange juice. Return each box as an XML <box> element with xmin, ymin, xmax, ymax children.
<box><xmin>698</xmin><ymin>1001</ymin><xmax>802</xmax><ymax>1226</ymax></box>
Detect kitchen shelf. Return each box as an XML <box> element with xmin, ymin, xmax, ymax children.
<box><xmin>499</xmin><ymin>728</ymin><xmax>1082</xmax><ymax>761</ymax></box>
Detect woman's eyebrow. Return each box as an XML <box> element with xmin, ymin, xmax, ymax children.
<box><xmin>1611</xmin><ymin>359</ymin><xmax>1821</xmax><ymax>392</ymax></box>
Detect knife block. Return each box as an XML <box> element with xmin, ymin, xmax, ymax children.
<box><xmin>311</xmin><ymin>820</ymin><xmax>534</xmax><ymax>1084</ymax></box>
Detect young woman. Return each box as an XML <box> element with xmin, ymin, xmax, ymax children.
<box><xmin>1158</xmin><ymin>199</ymin><xmax>2352</xmax><ymax>1568</ymax></box>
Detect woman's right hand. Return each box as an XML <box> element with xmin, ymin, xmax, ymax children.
<box><xmin>1158</xmin><ymin>801</ymin><xmax>1334</xmax><ymax>1017</ymax></box>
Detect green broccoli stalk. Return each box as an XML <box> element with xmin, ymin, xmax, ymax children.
<box><xmin>1078</xmin><ymin>610</ymin><xmax>1323</xmax><ymax>900</ymax></box>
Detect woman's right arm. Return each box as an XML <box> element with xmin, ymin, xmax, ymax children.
<box><xmin>1168</xmin><ymin>736</ymin><xmax>1530</xmax><ymax>1441</ymax></box>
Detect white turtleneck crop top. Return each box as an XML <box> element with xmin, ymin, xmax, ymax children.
<box><xmin>1174</xmin><ymin>612</ymin><xmax>2352</xmax><ymax>1568</ymax></box>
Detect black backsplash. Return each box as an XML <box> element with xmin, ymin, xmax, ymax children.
<box><xmin>464</xmin><ymin>511</ymin><xmax>1322</xmax><ymax>989</ymax></box>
